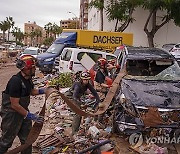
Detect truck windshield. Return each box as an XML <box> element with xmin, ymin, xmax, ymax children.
<box><xmin>46</xmin><ymin>43</ymin><xmax>65</xmax><ymax>54</ymax></box>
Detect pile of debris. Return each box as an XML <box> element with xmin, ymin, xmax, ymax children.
<box><xmin>31</xmin><ymin>73</ymin><xmax>180</xmax><ymax>154</ymax></box>
<box><xmin>33</xmin><ymin>90</ymin><xmax>114</xmax><ymax>153</ymax></box>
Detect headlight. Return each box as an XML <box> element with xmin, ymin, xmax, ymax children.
<box><xmin>44</xmin><ymin>58</ymin><xmax>54</xmax><ymax>62</ymax></box>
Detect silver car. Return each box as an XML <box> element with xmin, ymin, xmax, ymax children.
<box><xmin>20</xmin><ymin>47</ymin><xmax>40</xmax><ymax>58</ymax></box>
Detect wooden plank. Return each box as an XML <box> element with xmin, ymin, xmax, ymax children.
<box><xmin>175</xmin><ymin>144</ymin><xmax>180</xmax><ymax>154</ymax></box>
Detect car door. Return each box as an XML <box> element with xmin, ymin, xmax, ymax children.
<box><xmin>59</xmin><ymin>49</ymin><xmax>72</xmax><ymax>73</ymax></box>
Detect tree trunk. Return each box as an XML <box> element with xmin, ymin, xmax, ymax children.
<box><xmin>100</xmin><ymin>9</ymin><xmax>103</xmax><ymax>31</ymax></box>
<box><xmin>144</xmin><ymin>10</ymin><xmax>155</xmax><ymax>47</ymax></box>
<box><xmin>7</xmin><ymin>30</ymin><xmax>10</xmax><ymax>42</ymax></box>
<box><xmin>115</xmin><ymin>19</ymin><xmax>118</xmax><ymax>32</ymax></box>
<box><xmin>144</xmin><ymin>9</ymin><xmax>171</xmax><ymax>48</ymax></box>
<box><xmin>147</xmin><ymin>33</ymin><xmax>154</xmax><ymax>47</ymax></box>
<box><xmin>2</xmin><ymin>31</ymin><xmax>6</xmax><ymax>42</ymax></box>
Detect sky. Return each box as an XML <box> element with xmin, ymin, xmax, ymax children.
<box><xmin>0</xmin><ymin>0</ymin><xmax>80</xmax><ymax>32</ymax></box>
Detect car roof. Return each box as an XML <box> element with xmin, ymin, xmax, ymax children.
<box><xmin>0</xmin><ymin>45</ymin><xmax>5</xmax><ymax>49</ymax></box>
<box><xmin>126</xmin><ymin>47</ymin><xmax>174</xmax><ymax>60</ymax></box>
<box><xmin>64</xmin><ymin>47</ymin><xmax>116</xmax><ymax>57</ymax></box>
<box><xmin>25</xmin><ymin>47</ymin><xmax>39</xmax><ymax>50</ymax></box>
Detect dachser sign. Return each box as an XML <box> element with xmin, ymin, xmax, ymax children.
<box><xmin>62</xmin><ymin>29</ymin><xmax>133</xmax><ymax>51</ymax></box>
<box><xmin>93</xmin><ymin>35</ymin><xmax>123</xmax><ymax>44</ymax></box>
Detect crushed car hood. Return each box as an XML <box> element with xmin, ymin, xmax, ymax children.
<box><xmin>122</xmin><ymin>78</ymin><xmax>180</xmax><ymax>109</ymax></box>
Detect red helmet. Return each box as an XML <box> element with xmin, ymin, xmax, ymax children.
<box><xmin>97</xmin><ymin>58</ymin><xmax>107</xmax><ymax>68</ymax></box>
<box><xmin>16</xmin><ymin>55</ymin><xmax>36</xmax><ymax>70</ymax></box>
<box><xmin>80</xmin><ymin>71</ymin><xmax>91</xmax><ymax>80</ymax></box>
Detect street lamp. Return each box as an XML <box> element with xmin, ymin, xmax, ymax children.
<box><xmin>68</xmin><ymin>11</ymin><xmax>78</xmax><ymax>29</ymax></box>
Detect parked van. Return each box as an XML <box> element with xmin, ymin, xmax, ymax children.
<box><xmin>57</xmin><ymin>47</ymin><xmax>116</xmax><ymax>73</ymax></box>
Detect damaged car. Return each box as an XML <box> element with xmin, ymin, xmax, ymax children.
<box><xmin>113</xmin><ymin>46</ymin><xmax>180</xmax><ymax>136</ymax></box>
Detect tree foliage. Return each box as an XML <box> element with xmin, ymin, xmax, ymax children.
<box><xmin>170</xmin><ymin>0</ymin><xmax>180</xmax><ymax>26</ymax></box>
<box><xmin>105</xmin><ymin>0</ymin><xmax>180</xmax><ymax>47</ymax></box>
<box><xmin>43</xmin><ymin>36</ymin><xmax>54</xmax><ymax>46</ymax></box>
<box><xmin>51</xmin><ymin>23</ymin><xmax>62</xmax><ymax>39</ymax></box>
<box><xmin>12</xmin><ymin>27</ymin><xmax>24</xmax><ymax>42</ymax></box>
<box><xmin>106</xmin><ymin>0</ymin><xmax>142</xmax><ymax>32</ymax></box>
<box><xmin>0</xmin><ymin>20</ymin><xmax>9</xmax><ymax>42</ymax></box>
<box><xmin>6</xmin><ymin>16</ymin><xmax>15</xmax><ymax>42</ymax></box>
<box><xmin>44</xmin><ymin>22</ymin><xmax>62</xmax><ymax>39</ymax></box>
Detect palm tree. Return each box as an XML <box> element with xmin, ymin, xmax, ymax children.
<box><xmin>12</xmin><ymin>26</ymin><xmax>20</xmax><ymax>41</ymax></box>
<box><xmin>12</xmin><ymin>26</ymin><xmax>24</xmax><ymax>43</ymax></box>
<box><xmin>17</xmin><ymin>32</ymin><xmax>24</xmax><ymax>42</ymax></box>
<box><xmin>51</xmin><ymin>23</ymin><xmax>62</xmax><ymax>39</ymax></box>
<box><xmin>29</xmin><ymin>31</ymin><xmax>36</xmax><ymax>46</ymax></box>
<box><xmin>6</xmin><ymin>16</ymin><xmax>15</xmax><ymax>42</ymax></box>
<box><xmin>34</xmin><ymin>28</ymin><xmax>42</xmax><ymax>46</ymax></box>
<box><xmin>44</xmin><ymin>22</ymin><xmax>53</xmax><ymax>38</ymax></box>
<box><xmin>0</xmin><ymin>20</ymin><xmax>9</xmax><ymax>42</ymax></box>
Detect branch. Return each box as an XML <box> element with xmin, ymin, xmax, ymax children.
<box><xmin>115</xmin><ymin>19</ymin><xmax>119</xmax><ymax>32</ymax></box>
<box><xmin>144</xmin><ymin>9</ymin><xmax>154</xmax><ymax>34</ymax></box>
<box><xmin>120</xmin><ymin>18</ymin><xmax>131</xmax><ymax>32</ymax></box>
<box><xmin>117</xmin><ymin>7</ymin><xmax>134</xmax><ymax>32</ymax></box>
<box><xmin>155</xmin><ymin>15</ymin><xmax>171</xmax><ymax>32</ymax></box>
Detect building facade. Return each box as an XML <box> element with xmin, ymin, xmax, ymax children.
<box><xmin>24</xmin><ymin>21</ymin><xmax>45</xmax><ymax>46</ymax></box>
<box><xmin>88</xmin><ymin>2</ymin><xmax>180</xmax><ymax>48</ymax></box>
<box><xmin>80</xmin><ymin>0</ymin><xmax>88</xmax><ymax>29</ymax></box>
<box><xmin>60</xmin><ymin>19</ymin><xmax>79</xmax><ymax>29</ymax></box>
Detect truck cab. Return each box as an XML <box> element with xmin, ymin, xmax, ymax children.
<box><xmin>36</xmin><ymin>32</ymin><xmax>77</xmax><ymax>73</ymax></box>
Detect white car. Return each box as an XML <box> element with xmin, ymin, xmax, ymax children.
<box><xmin>162</xmin><ymin>43</ymin><xmax>180</xmax><ymax>61</ymax></box>
<box><xmin>20</xmin><ymin>47</ymin><xmax>40</xmax><ymax>58</ymax></box>
<box><xmin>58</xmin><ymin>47</ymin><xmax>116</xmax><ymax>73</ymax></box>
<box><xmin>169</xmin><ymin>43</ymin><xmax>180</xmax><ymax>60</ymax></box>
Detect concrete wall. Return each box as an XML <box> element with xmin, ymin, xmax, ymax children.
<box><xmin>88</xmin><ymin>6</ymin><xmax>180</xmax><ymax>48</ymax></box>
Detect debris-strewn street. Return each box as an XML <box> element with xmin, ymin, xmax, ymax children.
<box><xmin>1</xmin><ymin>59</ymin><xmax>180</xmax><ymax>154</ymax></box>
<box><xmin>1</xmin><ymin>0</ymin><xmax>180</xmax><ymax>152</ymax></box>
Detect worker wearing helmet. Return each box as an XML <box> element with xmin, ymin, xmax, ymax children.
<box><xmin>65</xmin><ymin>71</ymin><xmax>100</xmax><ymax>135</ymax></box>
<box><xmin>95</xmin><ymin>58</ymin><xmax>112</xmax><ymax>94</ymax></box>
<box><xmin>107</xmin><ymin>58</ymin><xmax>118</xmax><ymax>80</ymax></box>
<box><xmin>0</xmin><ymin>55</ymin><xmax>46</xmax><ymax>154</ymax></box>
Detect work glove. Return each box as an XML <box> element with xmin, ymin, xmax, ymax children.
<box><xmin>38</xmin><ymin>88</ymin><xmax>45</xmax><ymax>94</ymax></box>
<box><xmin>92</xmin><ymin>100</ymin><xmax>100</xmax><ymax>110</ymax></box>
<box><xmin>26</xmin><ymin>112</ymin><xmax>44</xmax><ymax>123</ymax></box>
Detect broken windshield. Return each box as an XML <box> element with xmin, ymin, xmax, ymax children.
<box><xmin>125</xmin><ymin>60</ymin><xmax>180</xmax><ymax>81</ymax></box>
